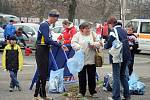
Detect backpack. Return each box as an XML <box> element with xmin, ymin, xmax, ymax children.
<box><xmin>103</xmin><ymin>73</ymin><xmax>112</xmax><ymax>91</ymax></box>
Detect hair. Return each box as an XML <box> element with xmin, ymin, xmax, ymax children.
<box><xmin>127</xmin><ymin>25</ymin><xmax>134</xmax><ymax>30</ymax></box>
<box><xmin>62</xmin><ymin>20</ymin><xmax>71</xmax><ymax>25</ymax></box>
<box><xmin>10</xmin><ymin>20</ymin><xmax>14</xmax><ymax>22</ymax></box>
<box><xmin>18</xmin><ymin>27</ymin><xmax>23</xmax><ymax>31</ymax></box>
<box><xmin>79</xmin><ymin>22</ymin><xmax>91</xmax><ymax>29</ymax></box>
<box><xmin>48</xmin><ymin>9</ymin><xmax>60</xmax><ymax>17</ymax></box>
<box><xmin>107</xmin><ymin>16</ymin><xmax>117</xmax><ymax>25</ymax></box>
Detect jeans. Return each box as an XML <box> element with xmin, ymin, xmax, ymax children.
<box><xmin>112</xmin><ymin>62</ymin><xmax>130</xmax><ymax>100</ymax></box>
<box><xmin>9</xmin><ymin>70</ymin><xmax>19</xmax><ymax>88</ymax></box>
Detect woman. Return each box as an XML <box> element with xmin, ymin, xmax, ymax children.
<box><xmin>71</xmin><ymin>22</ymin><xmax>102</xmax><ymax>97</ymax></box>
<box><xmin>57</xmin><ymin>20</ymin><xmax>76</xmax><ymax>44</ymax></box>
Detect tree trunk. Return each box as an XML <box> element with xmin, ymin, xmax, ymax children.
<box><xmin>68</xmin><ymin>0</ymin><xmax>77</xmax><ymax>22</ymax></box>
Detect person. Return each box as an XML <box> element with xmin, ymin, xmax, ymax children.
<box><xmin>71</xmin><ymin>22</ymin><xmax>102</xmax><ymax>97</ymax></box>
<box><xmin>34</xmin><ymin>9</ymin><xmax>68</xmax><ymax>100</ymax></box>
<box><xmin>57</xmin><ymin>20</ymin><xmax>77</xmax><ymax>44</ymax></box>
<box><xmin>104</xmin><ymin>16</ymin><xmax>131</xmax><ymax>100</ymax></box>
<box><xmin>2</xmin><ymin>36</ymin><xmax>23</xmax><ymax>92</ymax></box>
<box><xmin>4</xmin><ymin>20</ymin><xmax>16</xmax><ymax>41</ymax></box>
<box><xmin>102</xmin><ymin>21</ymin><xmax>109</xmax><ymax>42</ymax></box>
<box><xmin>126</xmin><ymin>25</ymin><xmax>139</xmax><ymax>76</ymax></box>
<box><xmin>15</xmin><ymin>27</ymin><xmax>29</xmax><ymax>48</ymax></box>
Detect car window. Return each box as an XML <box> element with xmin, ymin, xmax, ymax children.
<box><xmin>15</xmin><ymin>25</ymin><xmax>35</xmax><ymax>35</ymax></box>
<box><xmin>140</xmin><ymin>22</ymin><xmax>150</xmax><ymax>34</ymax></box>
<box><xmin>52</xmin><ymin>27</ymin><xmax>63</xmax><ymax>34</ymax></box>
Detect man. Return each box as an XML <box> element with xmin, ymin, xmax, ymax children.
<box><xmin>104</xmin><ymin>16</ymin><xmax>131</xmax><ymax>100</ymax></box>
<box><xmin>34</xmin><ymin>9</ymin><xmax>68</xmax><ymax>100</ymax></box>
<box><xmin>4</xmin><ymin>20</ymin><xmax>16</xmax><ymax>42</ymax></box>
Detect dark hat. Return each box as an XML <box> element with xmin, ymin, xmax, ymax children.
<box><xmin>48</xmin><ymin>9</ymin><xmax>59</xmax><ymax>17</ymax></box>
<box><xmin>9</xmin><ymin>36</ymin><xmax>16</xmax><ymax>40</ymax></box>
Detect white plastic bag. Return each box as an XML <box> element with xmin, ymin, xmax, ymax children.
<box><xmin>67</xmin><ymin>49</ymin><xmax>84</xmax><ymax>75</ymax></box>
<box><xmin>48</xmin><ymin>68</ymin><xmax>64</xmax><ymax>93</ymax></box>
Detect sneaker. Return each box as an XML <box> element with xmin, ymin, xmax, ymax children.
<box><xmin>91</xmin><ymin>93</ymin><xmax>98</xmax><ymax>98</ymax></box>
<box><xmin>9</xmin><ymin>87</ymin><xmax>14</xmax><ymax>92</ymax></box>
<box><xmin>108</xmin><ymin>97</ymin><xmax>113</xmax><ymax>100</ymax></box>
<box><xmin>33</xmin><ymin>97</ymin><xmax>39</xmax><ymax>100</ymax></box>
<box><xmin>42</xmin><ymin>97</ymin><xmax>53</xmax><ymax>100</ymax></box>
<box><xmin>76</xmin><ymin>93</ymin><xmax>84</xmax><ymax>98</ymax></box>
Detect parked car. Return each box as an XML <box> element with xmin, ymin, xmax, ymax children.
<box><xmin>13</xmin><ymin>23</ymin><xmax>62</xmax><ymax>49</ymax></box>
<box><xmin>0</xmin><ymin>27</ymin><xmax>6</xmax><ymax>48</ymax></box>
<box><xmin>14</xmin><ymin>23</ymin><xmax>40</xmax><ymax>49</ymax></box>
<box><xmin>0</xmin><ymin>13</ymin><xmax>20</xmax><ymax>28</ymax></box>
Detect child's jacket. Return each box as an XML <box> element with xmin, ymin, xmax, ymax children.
<box><xmin>2</xmin><ymin>44</ymin><xmax>23</xmax><ymax>71</ymax></box>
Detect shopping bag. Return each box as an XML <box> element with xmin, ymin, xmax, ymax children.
<box><xmin>95</xmin><ymin>49</ymin><xmax>104</xmax><ymax>67</ymax></box>
<box><xmin>48</xmin><ymin>68</ymin><xmax>64</xmax><ymax>93</ymax></box>
<box><xmin>67</xmin><ymin>49</ymin><xmax>84</xmax><ymax>75</ymax></box>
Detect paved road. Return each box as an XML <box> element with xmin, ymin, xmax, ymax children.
<box><xmin>0</xmin><ymin>50</ymin><xmax>150</xmax><ymax>100</ymax></box>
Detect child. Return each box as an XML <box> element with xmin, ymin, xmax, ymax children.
<box><xmin>127</xmin><ymin>25</ymin><xmax>139</xmax><ymax>76</ymax></box>
<box><xmin>2</xmin><ymin>36</ymin><xmax>23</xmax><ymax>92</ymax></box>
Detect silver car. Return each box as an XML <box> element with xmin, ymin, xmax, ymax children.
<box><xmin>0</xmin><ymin>27</ymin><xmax>6</xmax><ymax>48</ymax></box>
<box><xmin>14</xmin><ymin>23</ymin><xmax>40</xmax><ymax>49</ymax></box>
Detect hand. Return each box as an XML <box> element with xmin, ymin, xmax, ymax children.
<box><xmin>3</xmin><ymin>69</ymin><xmax>7</xmax><ymax>71</ymax></box>
<box><xmin>18</xmin><ymin>69</ymin><xmax>22</xmax><ymax>72</ymax></box>
<box><xmin>62</xmin><ymin>45</ymin><xmax>69</xmax><ymax>51</ymax></box>
<box><xmin>130</xmin><ymin>47</ymin><xmax>133</xmax><ymax>50</ymax></box>
<box><xmin>99</xmin><ymin>41</ymin><xmax>103</xmax><ymax>47</ymax></box>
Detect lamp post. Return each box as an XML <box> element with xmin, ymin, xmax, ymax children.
<box><xmin>120</xmin><ymin>0</ymin><xmax>126</xmax><ymax>28</ymax></box>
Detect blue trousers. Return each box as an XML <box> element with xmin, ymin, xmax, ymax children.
<box><xmin>112</xmin><ymin>62</ymin><xmax>130</xmax><ymax>100</ymax></box>
<box><xmin>9</xmin><ymin>70</ymin><xmax>19</xmax><ymax>88</ymax></box>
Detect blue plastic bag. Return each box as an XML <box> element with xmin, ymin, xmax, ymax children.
<box><xmin>128</xmin><ymin>73</ymin><xmax>145</xmax><ymax>95</ymax></box>
<box><xmin>67</xmin><ymin>49</ymin><xmax>84</xmax><ymax>75</ymax></box>
<box><xmin>48</xmin><ymin>68</ymin><xmax>64</xmax><ymax>93</ymax></box>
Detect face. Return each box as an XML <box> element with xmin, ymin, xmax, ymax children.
<box><xmin>81</xmin><ymin>27</ymin><xmax>91</xmax><ymax>35</ymax></box>
<box><xmin>127</xmin><ymin>27</ymin><xmax>133</xmax><ymax>34</ymax></box>
<box><xmin>108</xmin><ymin>24</ymin><xmax>113</xmax><ymax>29</ymax></box>
<box><xmin>48</xmin><ymin>16</ymin><xmax>58</xmax><ymax>24</ymax></box>
<box><xmin>63</xmin><ymin>24</ymin><xmax>69</xmax><ymax>28</ymax></box>
<box><xmin>10</xmin><ymin>40</ymin><xmax>16</xmax><ymax>45</ymax></box>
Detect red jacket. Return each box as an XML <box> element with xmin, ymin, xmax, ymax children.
<box><xmin>102</xmin><ymin>23</ymin><xmax>109</xmax><ymax>37</ymax></box>
<box><xmin>57</xmin><ymin>26</ymin><xmax>76</xmax><ymax>44</ymax></box>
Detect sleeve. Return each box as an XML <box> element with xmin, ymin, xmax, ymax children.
<box><xmin>71</xmin><ymin>33</ymin><xmax>81</xmax><ymax>50</ymax></box>
<box><xmin>2</xmin><ymin>46</ymin><xmax>7</xmax><ymax>69</ymax></box>
<box><xmin>57</xmin><ymin>34</ymin><xmax>63</xmax><ymax>41</ymax></box>
<box><xmin>104</xmin><ymin>31</ymin><xmax>116</xmax><ymax>49</ymax></box>
<box><xmin>12</xmin><ymin>25</ymin><xmax>16</xmax><ymax>35</ymax></box>
<box><xmin>17</xmin><ymin>45</ymin><xmax>23</xmax><ymax>70</ymax></box>
<box><xmin>39</xmin><ymin>23</ymin><xmax>61</xmax><ymax>47</ymax></box>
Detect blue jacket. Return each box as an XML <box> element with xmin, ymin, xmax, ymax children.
<box><xmin>4</xmin><ymin>23</ymin><xmax>16</xmax><ymax>37</ymax></box>
<box><xmin>36</xmin><ymin>21</ymin><xmax>61</xmax><ymax>47</ymax></box>
<box><xmin>104</xmin><ymin>25</ymin><xmax>131</xmax><ymax>63</ymax></box>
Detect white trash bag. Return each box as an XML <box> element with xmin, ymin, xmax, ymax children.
<box><xmin>48</xmin><ymin>68</ymin><xmax>64</xmax><ymax>93</ymax></box>
<box><xmin>67</xmin><ymin>49</ymin><xmax>84</xmax><ymax>75</ymax></box>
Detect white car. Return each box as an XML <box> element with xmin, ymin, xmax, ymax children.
<box><xmin>14</xmin><ymin>23</ymin><xmax>40</xmax><ymax>48</ymax></box>
<box><xmin>14</xmin><ymin>23</ymin><xmax>61</xmax><ymax>48</ymax></box>
<box><xmin>0</xmin><ymin>27</ymin><xmax>6</xmax><ymax>48</ymax></box>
